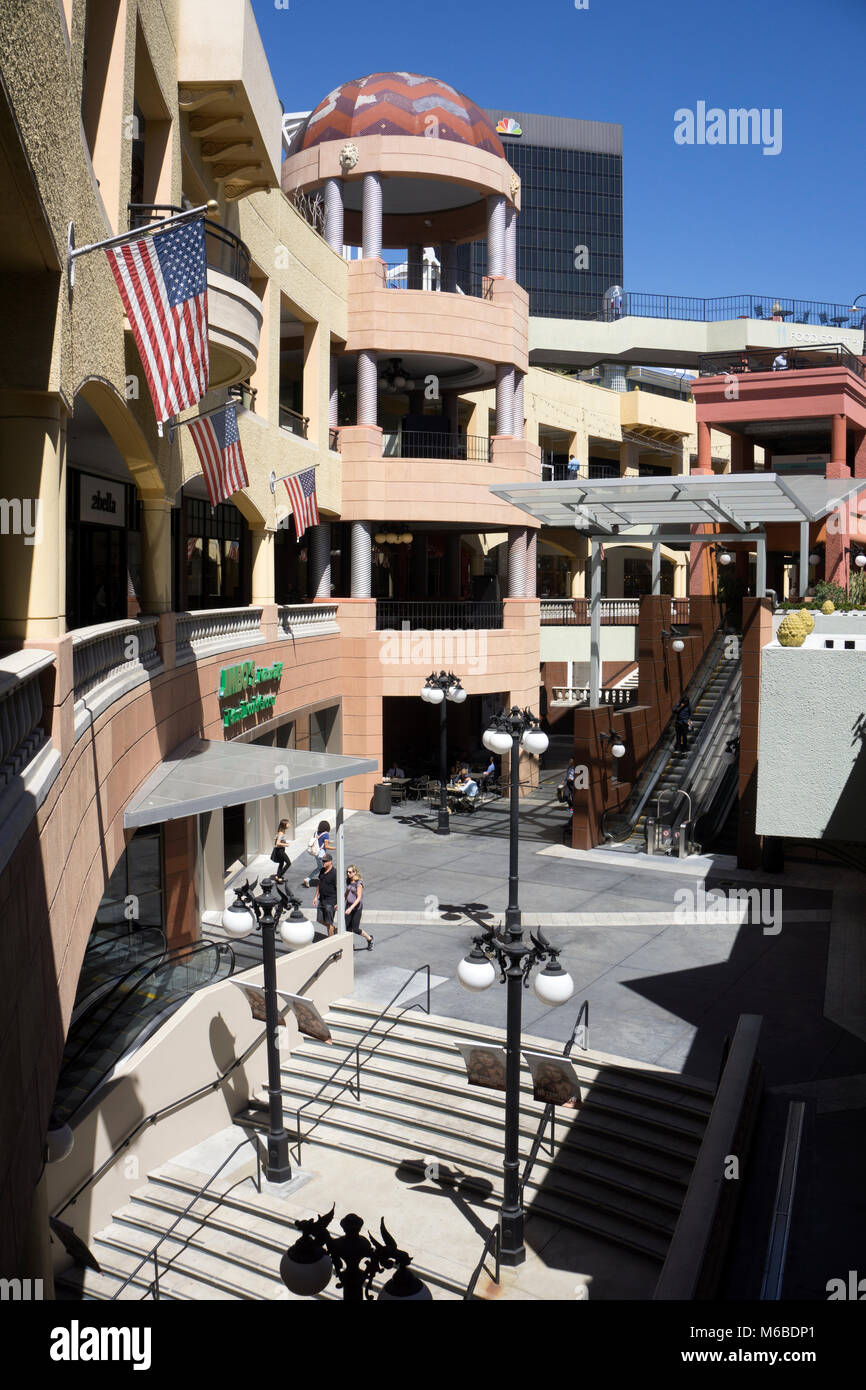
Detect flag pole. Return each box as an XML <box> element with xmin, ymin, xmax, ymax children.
<box><xmin>67</xmin><ymin>201</ymin><xmax>218</xmax><ymax>291</ymax></box>
<box><xmin>269</xmin><ymin>466</ymin><xmax>318</xmax><ymax>494</ymax></box>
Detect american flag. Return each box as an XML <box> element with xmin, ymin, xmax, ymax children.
<box><xmin>188</xmin><ymin>404</ymin><xmax>248</xmax><ymax>508</ymax></box>
<box><xmin>106</xmin><ymin>218</ymin><xmax>209</xmax><ymax>424</ymax></box>
<box><xmin>283</xmin><ymin>468</ymin><xmax>319</xmax><ymax>539</ymax></box>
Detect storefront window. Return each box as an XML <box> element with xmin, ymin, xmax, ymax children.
<box><xmin>180</xmin><ymin>498</ymin><xmax>248</xmax><ymax>608</ymax></box>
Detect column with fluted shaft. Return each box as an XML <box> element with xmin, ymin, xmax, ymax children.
<box><xmin>508</xmin><ymin>527</ymin><xmax>527</xmax><ymax>598</ymax></box>
<box><xmin>310</xmin><ymin>522</ymin><xmax>332</xmax><ymax>600</ymax></box>
<box><xmin>496</xmin><ymin>363</ymin><xmax>515</xmax><ymax>437</ymax></box>
<box><xmin>362</xmin><ymin>173</ymin><xmax>382</xmax><ymax>258</ymax></box>
<box><xmin>357</xmin><ymin>351</ymin><xmax>378</xmax><ymax>425</ymax></box>
<box><xmin>513</xmin><ymin>371</ymin><xmax>525</xmax><ymax>440</ymax></box>
<box><xmin>505</xmin><ymin>204</ymin><xmax>517</xmax><ymax>280</ymax></box>
<box><xmin>524</xmin><ymin>529</ymin><xmax>537</xmax><ymax>598</ymax></box>
<box><xmin>350</xmin><ymin>521</ymin><xmax>374</xmax><ymax>598</ymax></box>
<box><xmin>329</xmin><ymin>356</ymin><xmax>339</xmax><ymax>431</ymax></box>
<box><xmin>487</xmin><ymin>195</ymin><xmax>506</xmax><ymax>277</ymax></box>
<box><xmin>323</xmin><ymin>178</ymin><xmax>344</xmax><ymax>253</ymax></box>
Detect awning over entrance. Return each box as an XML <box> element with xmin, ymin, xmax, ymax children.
<box><xmin>491</xmin><ymin>472</ymin><xmax>866</xmax><ymax>534</ymax></box>
<box><xmin>124</xmin><ymin>739</ymin><xmax>378</xmax><ymax>829</ymax></box>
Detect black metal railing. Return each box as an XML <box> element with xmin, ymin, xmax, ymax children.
<box><xmin>583</xmin><ymin>291</ymin><xmax>864</xmax><ymax>329</ymax></box>
<box><xmin>328</xmin><ymin>426</ymin><xmax>341</xmax><ymax>451</ymax></box>
<box><xmin>375</xmin><ymin>601</ymin><xmax>504</xmax><ymax>631</ymax></box>
<box><xmin>279</xmin><ymin>404</ymin><xmax>310</xmax><ymax>439</ymax></box>
<box><xmin>293</xmin><ymin>965</ymin><xmax>432</xmax><ymax>1167</ymax></box>
<box><xmin>384</xmin><ymin>266</ymin><xmax>491</xmax><ymax>299</ymax></box>
<box><xmin>128</xmin><ymin>204</ymin><xmax>251</xmax><ymax>287</ymax></box>
<box><xmin>383</xmin><ymin>432</ymin><xmax>491</xmax><ymax>462</ymax></box>
<box><xmin>540</xmin><ymin>457</ymin><xmax>619</xmax><ymax>481</ymax></box>
<box><xmin>698</xmin><ymin>342</ymin><xmax>865</xmax><ymax>382</ymax></box>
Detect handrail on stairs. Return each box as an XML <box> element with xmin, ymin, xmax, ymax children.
<box><xmin>463</xmin><ymin>998</ymin><xmax>589</xmax><ymax>1300</ymax></box>
<box><xmin>53</xmin><ymin>948</ymin><xmax>344</xmax><ymax>1218</ymax></box>
<box><xmin>292</xmin><ymin>964</ymin><xmax>432</xmax><ymax>1166</ymax></box>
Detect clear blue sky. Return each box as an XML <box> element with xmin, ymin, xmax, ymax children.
<box><xmin>252</xmin><ymin>0</ymin><xmax>866</xmax><ymax>305</ymax></box>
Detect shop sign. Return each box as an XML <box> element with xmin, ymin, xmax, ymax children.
<box><xmin>218</xmin><ymin>659</ymin><xmax>282</xmax><ymax>728</ymax></box>
<box><xmin>78</xmin><ymin>473</ymin><xmax>125</xmax><ymax>527</ymax></box>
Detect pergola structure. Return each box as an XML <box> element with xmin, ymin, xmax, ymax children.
<box><xmin>492</xmin><ymin>473</ymin><xmax>866</xmax><ymax>704</ymax></box>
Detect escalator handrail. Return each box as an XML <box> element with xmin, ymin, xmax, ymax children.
<box><xmin>602</xmin><ymin>624</ymin><xmax>731</xmax><ymax>841</ymax></box>
<box><xmin>656</xmin><ymin>665</ymin><xmax>742</xmax><ymax>830</ymax></box>
<box><xmin>73</xmin><ymin>929</ymin><xmax>168</xmax><ymax>1021</ymax></box>
<box><xmin>59</xmin><ymin>942</ymin><xmax>233</xmax><ymax>1080</ymax></box>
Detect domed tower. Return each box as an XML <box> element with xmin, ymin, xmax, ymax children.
<box><xmin>282</xmin><ymin>71</ymin><xmax>539</xmax><ymax>609</ymax></box>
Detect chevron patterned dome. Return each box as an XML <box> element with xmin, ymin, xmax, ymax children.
<box><xmin>294</xmin><ymin>72</ymin><xmax>505</xmax><ymax>157</ymax></box>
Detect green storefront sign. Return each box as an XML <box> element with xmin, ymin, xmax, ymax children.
<box><xmin>218</xmin><ymin>660</ymin><xmax>283</xmax><ymax>729</ymax></box>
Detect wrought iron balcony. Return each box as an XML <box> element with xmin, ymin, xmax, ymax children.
<box><xmin>698</xmin><ymin>342</ymin><xmax>865</xmax><ymax>381</ymax></box>
<box><xmin>128</xmin><ymin>204</ymin><xmax>252</xmax><ymax>287</ymax></box>
<box><xmin>279</xmin><ymin>405</ymin><xmax>310</xmax><ymax>439</ymax></box>
<box><xmin>382</xmin><ymin>431</ymin><xmax>491</xmax><ymax>462</ymax></box>
<box><xmin>376</xmin><ymin>600</ymin><xmax>504</xmax><ymax>631</ymax></box>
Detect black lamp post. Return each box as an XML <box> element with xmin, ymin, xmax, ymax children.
<box><xmin>457</xmin><ymin>925</ymin><xmax>574</xmax><ymax>1267</ymax></box>
<box><xmin>223</xmin><ymin>877</ymin><xmax>313</xmax><ymax>1185</ymax></box>
<box><xmin>280</xmin><ymin>1208</ymin><xmax>432</xmax><ymax>1300</ymax></box>
<box><xmin>482</xmin><ymin>706</ymin><xmax>548</xmax><ymax>930</ymax></box>
<box><xmin>420</xmin><ymin>670</ymin><xmax>467</xmax><ymax>834</ymax></box>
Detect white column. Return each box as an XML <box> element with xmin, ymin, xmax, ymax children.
<box><xmin>198</xmin><ymin>810</ymin><xmax>225</xmax><ymax>916</ymax></box>
<box><xmin>351</xmin><ymin>520</ymin><xmax>374</xmax><ymax>597</ymax></box>
<box><xmin>487</xmin><ymin>194</ymin><xmax>506</xmax><ymax>276</ymax></box>
<box><xmin>335</xmin><ymin>780</ymin><xmax>346</xmax><ymax>935</ymax></box>
<box><xmin>756</xmin><ymin>534</ymin><xmax>767</xmax><ymax>598</ymax></box>
<box><xmin>524</xmin><ymin>529</ymin><xmax>537</xmax><ymax>597</ymax></box>
<box><xmin>323</xmin><ymin>178</ymin><xmax>344</xmax><ymax>252</ymax></box>
<box><xmin>504</xmin><ymin>203</ymin><xmax>517</xmax><ymax>280</ymax></box>
<box><xmin>496</xmin><ymin>363</ymin><xmax>515</xmax><ymax>437</ymax></box>
<box><xmin>508</xmin><ymin>527</ymin><xmax>527</xmax><ymax>597</ymax></box>
<box><xmin>329</xmin><ymin>355</ymin><xmax>339</xmax><ymax>428</ymax></box>
<box><xmin>513</xmin><ymin>370</ymin><xmax>525</xmax><ymax>440</ymax></box>
<box><xmin>357</xmin><ymin>351</ymin><xmax>378</xmax><ymax>425</ymax></box>
<box><xmin>362</xmin><ymin>173</ymin><xmax>382</xmax><ymax>258</ymax></box>
<box><xmin>589</xmin><ymin>539</ymin><xmax>602</xmax><ymax>708</ymax></box>
<box><xmin>799</xmin><ymin>520</ymin><xmax>810</xmax><ymax>597</ymax></box>
<box><xmin>310</xmin><ymin>522</ymin><xmax>331</xmax><ymax>598</ymax></box>
<box><xmin>652</xmin><ymin>542</ymin><xmax>661</xmax><ymax>595</ymax></box>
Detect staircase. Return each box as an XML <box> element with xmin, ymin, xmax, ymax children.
<box><xmin>282</xmin><ymin>1003</ymin><xmax>714</xmax><ymax>1269</ymax></box>
<box><xmin>56</xmin><ymin>1002</ymin><xmax>716</xmax><ymax>1300</ymax></box>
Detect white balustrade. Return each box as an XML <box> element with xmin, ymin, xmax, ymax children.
<box><xmin>72</xmin><ymin>618</ymin><xmax>160</xmax><ymax>704</ymax></box>
<box><xmin>0</xmin><ymin>651</ymin><xmax>53</xmax><ymax>788</ymax></box>
<box><xmin>175</xmin><ymin>607</ymin><xmax>265</xmax><ymax>662</ymax></box>
<box><xmin>278</xmin><ymin>604</ymin><xmax>340</xmax><ymax>639</ymax></box>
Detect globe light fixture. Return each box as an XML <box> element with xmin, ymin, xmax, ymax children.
<box><xmin>421</xmin><ymin>671</ymin><xmax>467</xmax><ymax>834</ymax></box>
<box><xmin>45</xmin><ymin>1116</ymin><xmax>75</xmax><ymax>1164</ymax></box>
<box><xmin>672</xmin><ymin>638</ymin><xmax>685</xmax><ymax>653</ymax></box>
<box><xmin>521</xmin><ymin>727</ymin><xmax>549</xmax><ymax>756</ymax></box>
<box><xmin>222</xmin><ymin>893</ymin><xmax>256</xmax><ymax>938</ymax></box>
<box><xmin>280</xmin><ymin>1210</ymin><xmax>430</xmax><ymax>1302</ymax></box>
<box><xmin>280</xmin><ymin>915</ymin><xmax>315</xmax><ymax>948</ymax></box>
<box><xmin>533</xmin><ymin>957</ymin><xmax>576</xmax><ymax>1007</ymax></box>
<box><xmin>808</xmin><ymin>553</ymin><xmax>820</xmax><ymax>566</ymax></box>
<box><xmin>456</xmin><ymin>943</ymin><xmax>497</xmax><ymax>991</ymax></box>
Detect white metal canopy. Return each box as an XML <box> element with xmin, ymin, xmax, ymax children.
<box><xmin>491</xmin><ymin>473</ymin><xmax>866</xmax><ymax>535</ymax></box>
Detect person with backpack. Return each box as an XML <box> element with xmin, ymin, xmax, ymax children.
<box><xmin>302</xmin><ymin>820</ymin><xmax>332</xmax><ymax>887</ymax></box>
<box><xmin>673</xmin><ymin>695</ymin><xmax>693</xmax><ymax>753</ymax></box>
<box><xmin>270</xmin><ymin>819</ymin><xmax>291</xmax><ymax>882</ymax></box>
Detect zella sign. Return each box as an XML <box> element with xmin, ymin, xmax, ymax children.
<box><xmin>218</xmin><ymin>659</ymin><xmax>283</xmax><ymax>729</ymax></box>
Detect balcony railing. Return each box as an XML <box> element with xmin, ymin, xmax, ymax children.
<box><xmin>0</xmin><ymin>652</ymin><xmax>52</xmax><ymax>790</ymax></box>
<box><xmin>375</xmin><ymin>600</ymin><xmax>504</xmax><ymax>631</ymax></box>
<box><xmin>541</xmin><ymin>458</ymin><xmax>619</xmax><ymax>481</ymax></box>
<box><xmin>278</xmin><ymin>604</ymin><xmax>340</xmax><ymax>639</ymax></box>
<box><xmin>580</xmin><ymin>291</ymin><xmax>864</xmax><ymax>328</ymax></box>
<box><xmin>384</xmin><ymin>267</ymin><xmax>490</xmax><ymax>299</ymax></box>
<box><xmin>699</xmin><ymin>342</ymin><xmax>866</xmax><ymax>382</ymax></box>
<box><xmin>382</xmin><ymin>431</ymin><xmax>491</xmax><ymax>462</ymax></box>
<box><xmin>72</xmin><ymin>618</ymin><xmax>160</xmax><ymax>701</ymax></box>
<box><xmin>551</xmin><ymin>686</ymin><xmax>637</xmax><ymax>708</ymax></box>
<box><xmin>175</xmin><ymin>608</ymin><xmax>264</xmax><ymax>662</ymax></box>
<box><xmin>540</xmin><ymin>598</ymin><xmax>640</xmax><ymax>625</ymax></box>
<box><xmin>279</xmin><ymin>405</ymin><xmax>310</xmax><ymax>439</ymax></box>
<box><xmin>128</xmin><ymin>205</ymin><xmax>251</xmax><ymax>288</ymax></box>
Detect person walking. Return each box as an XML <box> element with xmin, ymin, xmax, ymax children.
<box><xmin>564</xmin><ymin>757</ymin><xmax>578</xmax><ymax>808</ymax></box>
<box><xmin>271</xmin><ymin>819</ymin><xmax>291</xmax><ymax>882</ymax></box>
<box><xmin>313</xmin><ymin>854</ymin><xmax>338</xmax><ymax>936</ymax></box>
<box><xmin>345</xmin><ymin>865</ymin><xmax>373</xmax><ymax>950</ymax></box>
<box><xmin>302</xmin><ymin>819</ymin><xmax>332</xmax><ymax>887</ymax></box>
<box><xmin>673</xmin><ymin>695</ymin><xmax>692</xmax><ymax>753</ymax></box>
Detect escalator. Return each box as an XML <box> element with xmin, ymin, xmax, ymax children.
<box><xmin>601</xmin><ymin>624</ymin><xmax>742</xmax><ymax>856</ymax></box>
<box><xmin>53</xmin><ymin>940</ymin><xmax>235</xmax><ymax>1125</ymax></box>
<box><xmin>73</xmin><ymin>927</ymin><xmax>167</xmax><ymax>1019</ymax></box>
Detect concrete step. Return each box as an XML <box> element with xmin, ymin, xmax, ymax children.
<box><xmin>283</xmin><ymin>1041</ymin><xmax>707</xmax><ymax>1157</ymax></box>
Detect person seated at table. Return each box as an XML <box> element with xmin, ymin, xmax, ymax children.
<box><xmin>482</xmin><ymin>757</ymin><xmax>496</xmax><ymax>780</ymax></box>
<box><xmin>454</xmin><ymin>770</ymin><xmax>479</xmax><ymax>800</ymax></box>
<box><xmin>386</xmin><ymin>762</ymin><xmax>404</xmax><ymax>778</ymax></box>
<box><xmin>772</xmin><ymin>352</ymin><xmax>788</xmax><ymax>371</ymax></box>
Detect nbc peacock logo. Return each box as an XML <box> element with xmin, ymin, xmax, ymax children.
<box><xmin>496</xmin><ymin>117</ymin><xmax>522</xmax><ymax>136</ymax></box>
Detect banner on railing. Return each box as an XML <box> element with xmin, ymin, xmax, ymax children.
<box><xmin>233</xmin><ymin>984</ymin><xmax>332</xmax><ymax>1043</ymax></box>
<box><xmin>456</xmin><ymin>1043</ymin><xmax>507</xmax><ymax>1092</ymax></box>
<box><xmin>522</xmin><ymin>1051</ymin><xmax>583</xmax><ymax>1108</ymax></box>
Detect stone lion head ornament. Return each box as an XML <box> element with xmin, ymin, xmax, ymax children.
<box><xmin>339</xmin><ymin>142</ymin><xmax>359</xmax><ymax>172</ymax></box>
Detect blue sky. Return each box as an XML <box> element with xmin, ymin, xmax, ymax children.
<box><xmin>252</xmin><ymin>0</ymin><xmax>866</xmax><ymax>306</ymax></box>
